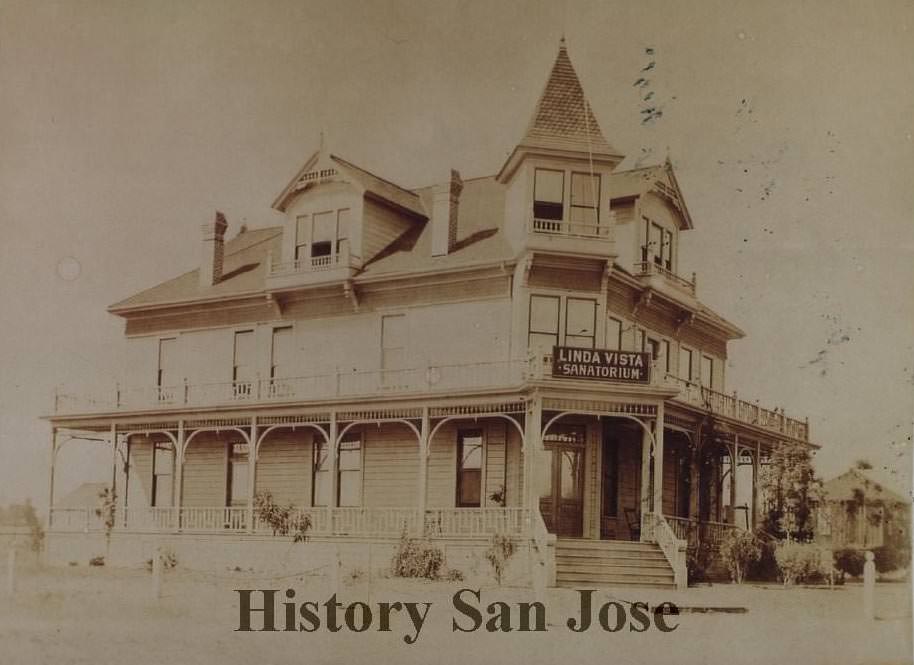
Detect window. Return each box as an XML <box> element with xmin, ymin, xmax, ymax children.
<box><xmin>645</xmin><ymin>336</ymin><xmax>660</xmax><ymax>360</ymax></box>
<box><xmin>533</xmin><ymin>169</ymin><xmax>564</xmax><ymax>220</ymax></box>
<box><xmin>606</xmin><ymin>317</ymin><xmax>623</xmax><ymax>350</ymax></box>
<box><xmin>381</xmin><ymin>314</ymin><xmax>407</xmax><ymax>371</ymax></box>
<box><xmin>233</xmin><ymin>330</ymin><xmax>255</xmax><ymax>398</ymax></box>
<box><xmin>701</xmin><ymin>355</ymin><xmax>714</xmax><ymax>389</ymax></box>
<box><xmin>570</xmin><ymin>172</ymin><xmax>600</xmax><ymax>226</ymax></box>
<box><xmin>312</xmin><ymin>439</ymin><xmax>331</xmax><ymax>507</ymax></box>
<box><xmin>295</xmin><ymin>208</ymin><xmax>350</xmax><ymax>261</ymax></box>
<box><xmin>295</xmin><ymin>215</ymin><xmax>309</xmax><ymax>260</ymax></box>
<box><xmin>529</xmin><ymin>295</ymin><xmax>560</xmax><ymax>350</ymax></box>
<box><xmin>337</xmin><ymin>435</ymin><xmax>362</xmax><ymax>507</ymax></box>
<box><xmin>602</xmin><ymin>437</ymin><xmax>618</xmax><ymax>518</ymax></box>
<box><xmin>679</xmin><ymin>347</ymin><xmax>694</xmax><ymax>382</ymax></box>
<box><xmin>270</xmin><ymin>327</ymin><xmax>293</xmax><ymax>381</ymax></box>
<box><xmin>642</xmin><ymin>219</ymin><xmax>673</xmax><ymax>268</ymax></box>
<box><xmin>661</xmin><ymin>339</ymin><xmax>672</xmax><ymax>374</ymax></box>
<box><xmin>151</xmin><ymin>441</ymin><xmax>174</xmax><ymax>507</ymax></box>
<box><xmin>565</xmin><ymin>298</ymin><xmax>596</xmax><ymax>348</ymax></box>
<box><xmin>456</xmin><ymin>430</ymin><xmax>483</xmax><ymax>507</ymax></box>
<box><xmin>635</xmin><ymin>328</ymin><xmax>645</xmax><ymax>353</ymax></box>
<box><xmin>226</xmin><ymin>442</ymin><xmax>249</xmax><ymax>507</ymax></box>
<box><xmin>157</xmin><ymin>338</ymin><xmax>178</xmax><ymax>401</ymax></box>
<box><xmin>336</xmin><ymin>209</ymin><xmax>349</xmax><ymax>256</ymax></box>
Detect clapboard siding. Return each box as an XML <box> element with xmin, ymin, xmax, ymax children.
<box><xmin>362</xmin><ymin>199</ymin><xmax>414</xmax><ymax>262</ymax></box>
<box><xmin>127</xmin><ymin>436</ymin><xmax>154</xmax><ymax>508</ymax></box>
<box><xmin>662</xmin><ymin>440</ymin><xmax>679</xmax><ymax>517</ymax></box>
<box><xmin>183</xmin><ymin>433</ymin><xmax>228</xmax><ymax>507</ymax></box>
<box><xmin>505</xmin><ymin>426</ymin><xmax>523</xmax><ymax>507</ymax></box>
<box><xmin>363</xmin><ymin>424</ymin><xmax>418</xmax><ymax>506</ymax></box>
<box><xmin>255</xmin><ymin>431</ymin><xmax>311</xmax><ymax>507</ymax></box>
<box><xmin>427</xmin><ymin>423</ymin><xmax>457</xmax><ymax>508</ymax></box>
<box><xmin>484</xmin><ymin>422</ymin><xmax>506</xmax><ymax>507</ymax></box>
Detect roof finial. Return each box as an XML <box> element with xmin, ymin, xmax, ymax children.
<box><xmin>559</xmin><ymin>34</ymin><xmax>566</xmax><ymax>48</ymax></box>
<box><xmin>319</xmin><ymin>130</ymin><xmax>325</xmax><ymax>153</ymax></box>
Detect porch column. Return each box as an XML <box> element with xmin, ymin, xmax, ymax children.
<box><xmin>47</xmin><ymin>427</ymin><xmax>57</xmax><ymax>532</ymax></box>
<box><xmin>730</xmin><ymin>436</ymin><xmax>739</xmax><ymax>526</ymax></box>
<box><xmin>752</xmin><ymin>441</ymin><xmax>760</xmax><ymax>529</ymax></box>
<box><xmin>524</xmin><ymin>396</ymin><xmax>543</xmax><ymax>517</ymax></box>
<box><xmin>688</xmin><ymin>425</ymin><xmax>701</xmax><ymax>520</ymax></box>
<box><xmin>109</xmin><ymin>424</ymin><xmax>118</xmax><ymax>501</ymax></box>
<box><xmin>328</xmin><ymin>412</ymin><xmax>338</xmax><ymax>526</ymax></box>
<box><xmin>417</xmin><ymin>407</ymin><xmax>430</xmax><ymax>535</ymax></box>
<box><xmin>175</xmin><ymin>421</ymin><xmax>184</xmax><ymax>531</ymax></box>
<box><xmin>640</xmin><ymin>422</ymin><xmax>652</xmax><ymax>520</ymax></box>
<box><xmin>651</xmin><ymin>402</ymin><xmax>665</xmax><ymax>515</ymax></box>
<box><xmin>247</xmin><ymin>417</ymin><xmax>257</xmax><ymax>533</ymax></box>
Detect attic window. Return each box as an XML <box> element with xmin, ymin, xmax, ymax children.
<box><xmin>534</xmin><ymin>169</ymin><xmax>564</xmax><ymax>221</ymax></box>
<box><xmin>295</xmin><ymin>208</ymin><xmax>350</xmax><ymax>263</ymax></box>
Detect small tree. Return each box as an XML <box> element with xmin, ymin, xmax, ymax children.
<box><xmin>758</xmin><ymin>441</ymin><xmax>820</xmax><ymax>541</ymax></box>
<box><xmin>485</xmin><ymin>532</ymin><xmax>517</xmax><ymax>585</ymax></box>
<box><xmin>719</xmin><ymin>529</ymin><xmax>761</xmax><ymax>584</ymax></box>
<box><xmin>253</xmin><ymin>491</ymin><xmax>311</xmax><ymax>542</ymax></box>
<box><xmin>95</xmin><ymin>488</ymin><xmax>117</xmax><ymax>556</ymax></box>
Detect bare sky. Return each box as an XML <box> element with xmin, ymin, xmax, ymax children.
<box><xmin>1</xmin><ymin>0</ymin><xmax>912</xmax><ymax>507</ymax></box>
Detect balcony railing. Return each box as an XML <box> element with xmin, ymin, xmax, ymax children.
<box><xmin>528</xmin><ymin>217</ymin><xmax>612</xmax><ymax>239</ymax></box>
<box><xmin>268</xmin><ymin>250</ymin><xmax>353</xmax><ymax>278</ymax></box>
<box><xmin>49</xmin><ymin>506</ymin><xmax>528</xmax><ymax>538</ymax></box>
<box><xmin>633</xmin><ymin>260</ymin><xmax>696</xmax><ymax>296</ymax></box>
<box><xmin>53</xmin><ymin>360</ymin><xmax>529</xmax><ymax>415</ymax></box>
<box><xmin>53</xmin><ymin>358</ymin><xmax>808</xmax><ymax>442</ymax></box>
<box><xmin>663</xmin><ymin>374</ymin><xmax>809</xmax><ymax>441</ymax></box>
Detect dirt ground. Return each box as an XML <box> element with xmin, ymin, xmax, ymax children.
<box><xmin>1</xmin><ymin>563</ymin><xmax>911</xmax><ymax>665</ymax></box>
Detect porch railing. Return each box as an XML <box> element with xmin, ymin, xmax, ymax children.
<box><xmin>642</xmin><ymin>512</ymin><xmax>687</xmax><ymax>589</ymax></box>
<box><xmin>423</xmin><ymin>508</ymin><xmax>526</xmax><ymax>538</ymax></box>
<box><xmin>49</xmin><ymin>506</ymin><xmax>531</xmax><ymax>539</ymax></box>
<box><xmin>664</xmin><ymin>515</ymin><xmax>740</xmax><ymax>547</ymax></box>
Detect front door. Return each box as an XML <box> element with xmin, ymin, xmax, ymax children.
<box><xmin>538</xmin><ymin>425</ymin><xmax>585</xmax><ymax>538</ymax></box>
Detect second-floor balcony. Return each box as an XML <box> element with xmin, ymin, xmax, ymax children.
<box><xmin>265</xmin><ymin>246</ymin><xmax>359</xmax><ymax>290</ymax></box>
<box><xmin>53</xmin><ymin>356</ymin><xmax>809</xmax><ymax>442</ymax></box>
<box><xmin>634</xmin><ymin>260</ymin><xmax>697</xmax><ymax>297</ymax></box>
<box><xmin>525</xmin><ymin>215</ymin><xmax>614</xmax><ymax>258</ymax></box>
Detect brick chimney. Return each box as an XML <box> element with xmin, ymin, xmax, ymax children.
<box><xmin>199</xmin><ymin>211</ymin><xmax>228</xmax><ymax>288</ymax></box>
<box><xmin>431</xmin><ymin>169</ymin><xmax>463</xmax><ymax>257</ymax></box>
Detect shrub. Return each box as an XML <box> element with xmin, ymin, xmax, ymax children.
<box><xmin>445</xmin><ymin>569</ymin><xmax>465</xmax><ymax>583</ymax></box>
<box><xmin>89</xmin><ymin>556</ymin><xmax>105</xmax><ymax>567</ymax></box>
<box><xmin>873</xmin><ymin>545</ymin><xmax>911</xmax><ymax>574</ymax></box>
<box><xmin>775</xmin><ymin>542</ymin><xmax>826</xmax><ymax>585</ymax></box>
<box><xmin>719</xmin><ymin>529</ymin><xmax>762</xmax><ymax>584</ymax></box>
<box><xmin>686</xmin><ymin>540</ymin><xmax>714</xmax><ymax>584</ymax></box>
<box><xmin>746</xmin><ymin>538</ymin><xmax>780</xmax><ymax>582</ymax></box>
<box><xmin>254</xmin><ymin>491</ymin><xmax>311</xmax><ymax>543</ymax></box>
<box><xmin>145</xmin><ymin>547</ymin><xmax>178</xmax><ymax>572</ymax></box>
<box><xmin>345</xmin><ymin>568</ymin><xmax>365</xmax><ymax>585</ymax></box>
<box><xmin>833</xmin><ymin>548</ymin><xmax>865</xmax><ymax>578</ymax></box>
<box><xmin>391</xmin><ymin>529</ymin><xmax>445</xmax><ymax>580</ymax></box>
<box><xmin>485</xmin><ymin>533</ymin><xmax>517</xmax><ymax>585</ymax></box>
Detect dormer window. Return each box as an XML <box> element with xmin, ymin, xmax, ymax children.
<box><xmin>533</xmin><ymin>169</ymin><xmax>564</xmax><ymax>220</ymax></box>
<box><xmin>570</xmin><ymin>172</ymin><xmax>600</xmax><ymax>226</ymax></box>
<box><xmin>295</xmin><ymin>208</ymin><xmax>350</xmax><ymax>263</ymax></box>
<box><xmin>642</xmin><ymin>218</ymin><xmax>674</xmax><ymax>271</ymax></box>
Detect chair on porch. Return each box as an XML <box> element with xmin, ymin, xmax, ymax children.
<box><xmin>624</xmin><ymin>508</ymin><xmax>641</xmax><ymax>541</ymax></box>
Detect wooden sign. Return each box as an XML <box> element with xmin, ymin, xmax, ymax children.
<box><xmin>552</xmin><ymin>346</ymin><xmax>651</xmax><ymax>384</ymax></box>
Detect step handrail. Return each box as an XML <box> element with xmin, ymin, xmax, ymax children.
<box><xmin>645</xmin><ymin>512</ymin><xmax>688</xmax><ymax>590</ymax></box>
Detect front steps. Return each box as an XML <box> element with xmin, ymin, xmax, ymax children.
<box><xmin>555</xmin><ymin>538</ymin><xmax>676</xmax><ymax>589</ymax></box>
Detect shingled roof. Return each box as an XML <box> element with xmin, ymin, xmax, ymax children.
<box><xmin>518</xmin><ymin>39</ymin><xmax>621</xmax><ymax>157</ymax></box>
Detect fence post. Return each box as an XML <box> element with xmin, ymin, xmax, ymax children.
<box><xmin>863</xmin><ymin>550</ymin><xmax>875</xmax><ymax>620</ymax></box>
<box><xmin>7</xmin><ymin>549</ymin><xmax>15</xmax><ymax>595</ymax></box>
<box><xmin>331</xmin><ymin>545</ymin><xmax>341</xmax><ymax>597</ymax></box>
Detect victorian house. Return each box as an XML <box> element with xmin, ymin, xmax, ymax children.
<box><xmin>46</xmin><ymin>40</ymin><xmax>813</xmax><ymax>589</ymax></box>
